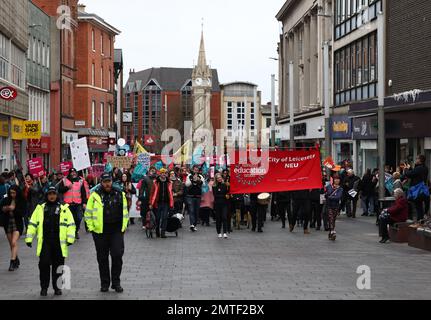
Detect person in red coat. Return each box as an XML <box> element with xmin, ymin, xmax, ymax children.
<box><xmin>149</xmin><ymin>168</ymin><xmax>174</xmax><ymax>238</ymax></box>
<box><xmin>379</xmin><ymin>188</ymin><xmax>409</xmax><ymax>243</ymax></box>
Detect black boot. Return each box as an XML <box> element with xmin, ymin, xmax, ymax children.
<box><xmin>15</xmin><ymin>257</ymin><xmax>20</xmax><ymax>269</ymax></box>
<box><xmin>8</xmin><ymin>260</ymin><xmax>15</xmax><ymax>272</ymax></box>
<box><xmin>161</xmin><ymin>231</ymin><xmax>167</xmax><ymax>239</ymax></box>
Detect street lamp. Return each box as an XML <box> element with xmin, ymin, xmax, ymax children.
<box><xmin>269</xmin><ymin>58</ymin><xmax>278</xmax><ymax>147</ymax></box>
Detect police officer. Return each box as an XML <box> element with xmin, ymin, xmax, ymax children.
<box><xmin>25</xmin><ymin>187</ymin><xmax>76</xmax><ymax>297</ymax></box>
<box><xmin>85</xmin><ymin>173</ymin><xmax>129</xmax><ymax>293</ymax></box>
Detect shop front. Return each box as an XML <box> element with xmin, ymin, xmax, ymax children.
<box><xmin>330</xmin><ymin>115</ymin><xmax>356</xmax><ymax>171</ymax></box>
<box><xmin>279</xmin><ymin>115</ymin><xmax>325</xmax><ymax>150</ymax></box>
<box><xmin>27</xmin><ymin>136</ymin><xmax>51</xmax><ymax>169</ymax></box>
<box><xmin>79</xmin><ymin>129</ymin><xmax>110</xmax><ymax>164</ymax></box>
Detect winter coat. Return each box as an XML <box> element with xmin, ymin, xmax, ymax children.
<box><xmin>387</xmin><ymin>197</ymin><xmax>408</xmax><ymax>223</ymax></box>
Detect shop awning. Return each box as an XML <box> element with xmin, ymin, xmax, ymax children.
<box><xmin>78</xmin><ymin>128</ymin><xmax>110</xmax><ymax>137</ymax></box>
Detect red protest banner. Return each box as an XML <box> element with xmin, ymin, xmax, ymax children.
<box><xmin>27</xmin><ymin>157</ymin><xmax>45</xmax><ymax>178</ymax></box>
<box><xmin>59</xmin><ymin>161</ymin><xmax>73</xmax><ymax>176</ymax></box>
<box><xmin>88</xmin><ymin>164</ymin><xmax>105</xmax><ymax>178</ymax></box>
<box><xmin>229</xmin><ymin>149</ymin><xmax>323</xmax><ymax>194</ymax></box>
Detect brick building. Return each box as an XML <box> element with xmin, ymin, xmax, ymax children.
<box><xmin>123</xmin><ymin>68</ymin><xmax>221</xmax><ymax>154</ymax></box>
<box><xmin>32</xmin><ymin>0</ymin><xmax>79</xmax><ymax>168</ymax></box>
<box><xmin>74</xmin><ymin>4</ymin><xmax>120</xmax><ymax>163</ymax></box>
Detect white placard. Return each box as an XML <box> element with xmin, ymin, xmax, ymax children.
<box><xmin>70</xmin><ymin>138</ymin><xmax>91</xmax><ymax>171</ymax></box>
<box><xmin>425</xmin><ymin>137</ymin><xmax>431</xmax><ymax>150</ymax></box>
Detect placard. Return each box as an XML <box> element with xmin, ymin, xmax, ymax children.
<box><xmin>107</xmin><ymin>156</ymin><xmax>133</xmax><ymax>169</ymax></box>
<box><xmin>59</xmin><ymin>161</ymin><xmax>73</xmax><ymax>176</ymax></box>
<box><xmin>88</xmin><ymin>164</ymin><xmax>105</xmax><ymax>178</ymax></box>
<box><xmin>27</xmin><ymin>158</ymin><xmax>45</xmax><ymax>178</ymax></box>
<box><xmin>129</xmin><ymin>183</ymin><xmax>140</xmax><ymax>218</ymax></box>
<box><xmin>70</xmin><ymin>138</ymin><xmax>91</xmax><ymax>171</ymax></box>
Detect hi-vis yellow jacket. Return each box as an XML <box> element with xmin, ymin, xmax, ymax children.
<box><xmin>84</xmin><ymin>189</ymin><xmax>129</xmax><ymax>234</ymax></box>
<box><xmin>25</xmin><ymin>203</ymin><xmax>76</xmax><ymax>258</ymax></box>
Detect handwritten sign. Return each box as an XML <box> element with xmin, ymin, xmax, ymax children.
<box><xmin>70</xmin><ymin>138</ymin><xmax>91</xmax><ymax>171</ymax></box>
<box><xmin>107</xmin><ymin>156</ymin><xmax>133</xmax><ymax>169</ymax></box>
<box><xmin>88</xmin><ymin>164</ymin><xmax>105</xmax><ymax>178</ymax></box>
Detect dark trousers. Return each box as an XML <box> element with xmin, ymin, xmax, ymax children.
<box><xmin>321</xmin><ymin>204</ymin><xmax>329</xmax><ymax>230</ymax></box>
<box><xmin>291</xmin><ymin>199</ymin><xmax>311</xmax><ymax>229</ymax></box>
<box><xmin>345</xmin><ymin>197</ymin><xmax>358</xmax><ymax>217</ymax></box>
<box><xmin>140</xmin><ymin>198</ymin><xmax>150</xmax><ymax>225</ymax></box>
<box><xmin>310</xmin><ymin>201</ymin><xmax>323</xmax><ymax>228</ymax></box>
<box><xmin>414</xmin><ymin>198</ymin><xmax>426</xmax><ymax>221</ymax></box>
<box><xmin>277</xmin><ymin>201</ymin><xmax>291</xmax><ymax>227</ymax></box>
<box><xmin>379</xmin><ymin>216</ymin><xmax>394</xmax><ymax>239</ymax></box>
<box><xmin>156</xmin><ymin>203</ymin><xmax>169</xmax><ymax>232</ymax></box>
<box><xmin>186</xmin><ymin>196</ymin><xmax>201</xmax><ymax>226</ymax></box>
<box><xmin>327</xmin><ymin>208</ymin><xmax>339</xmax><ymax>232</ymax></box>
<box><xmin>92</xmin><ymin>232</ymin><xmax>125</xmax><ymax>288</ymax></box>
<box><xmin>251</xmin><ymin>204</ymin><xmax>265</xmax><ymax>231</ymax></box>
<box><xmin>39</xmin><ymin>239</ymin><xmax>65</xmax><ymax>291</ymax></box>
<box><xmin>173</xmin><ymin>200</ymin><xmax>183</xmax><ymax>213</ymax></box>
<box><xmin>69</xmin><ymin>204</ymin><xmax>83</xmax><ymax>233</ymax></box>
<box><xmin>214</xmin><ymin>203</ymin><xmax>228</xmax><ymax>234</ymax></box>
<box><xmin>199</xmin><ymin>207</ymin><xmax>212</xmax><ymax>225</ymax></box>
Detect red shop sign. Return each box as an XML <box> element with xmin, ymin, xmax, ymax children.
<box><xmin>0</xmin><ymin>87</ymin><xmax>18</xmax><ymax>101</ymax></box>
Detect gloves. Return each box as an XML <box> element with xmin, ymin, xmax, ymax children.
<box><xmin>26</xmin><ymin>243</ymin><xmax>32</xmax><ymax>248</ymax></box>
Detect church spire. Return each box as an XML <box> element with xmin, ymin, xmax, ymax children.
<box><xmin>198</xmin><ymin>29</ymin><xmax>207</xmax><ymax>69</ymax></box>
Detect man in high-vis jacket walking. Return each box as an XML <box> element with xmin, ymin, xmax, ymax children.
<box><xmin>25</xmin><ymin>187</ymin><xmax>76</xmax><ymax>297</ymax></box>
<box><xmin>85</xmin><ymin>173</ymin><xmax>129</xmax><ymax>293</ymax></box>
<box><xmin>58</xmin><ymin>168</ymin><xmax>90</xmax><ymax>239</ymax></box>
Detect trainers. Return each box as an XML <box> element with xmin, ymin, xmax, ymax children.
<box><xmin>190</xmin><ymin>225</ymin><xmax>195</xmax><ymax>232</ymax></box>
<box><xmin>100</xmin><ymin>287</ymin><xmax>109</xmax><ymax>293</ymax></box>
<box><xmin>223</xmin><ymin>233</ymin><xmax>228</xmax><ymax>239</ymax></box>
<box><xmin>40</xmin><ymin>289</ymin><xmax>48</xmax><ymax>297</ymax></box>
<box><xmin>218</xmin><ymin>234</ymin><xmax>222</xmax><ymax>238</ymax></box>
<box><xmin>193</xmin><ymin>226</ymin><xmax>198</xmax><ymax>232</ymax></box>
<box><xmin>111</xmin><ymin>285</ymin><xmax>124</xmax><ymax>293</ymax></box>
<box><xmin>54</xmin><ymin>289</ymin><xmax>62</xmax><ymax>296</ymax></box>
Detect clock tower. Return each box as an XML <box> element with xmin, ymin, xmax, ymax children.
<box><xmin>192</xmin><ymin>30</ymin><xmax>213</xmax><ymax>138</ymax></box>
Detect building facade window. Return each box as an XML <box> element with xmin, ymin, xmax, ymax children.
<box><xmin>334</xmin><ymin>0</ymin><xmax>382</xmax><ymax>40</ymax></box>
<box><xmin>91</xmin><ymin>100</ymin><xmax>96</xmax><ymax>127</ymax></box>
<box><xmin>108</xmin><ymin>104</ymin><xmax>111</xmax><ymax>128</ymax></box>
<box><xmin>92</xmin><ymin>63</ymin><xmax>95</xmax><ymax>86</ymax></box>
<box><xmin>100</xmin><ymin>102</ymin><xmax>104</xmax><ymax>127</ymax></box>
<box><xmin>101</xmin><ymin>66</ymin><xmax>104</xmax><ymax>88</ymax></box>
<box><xmin>92</xmin><ymin>29</ymin><xmax>95</xmax><ymax>51</ymax></box>
<box><xmin>143</xmin><ymin>82</ymin><xmax>161</xmax><ymax>137</ymax></box>
<box><xmin>0</xmin><ymin>32</ymin><xmax>26</xmax><ymax>89</ymax></box>
<box><xmin>181</xmin><ymin>81</ymin><xmax>193</xmax><ymax>121</ymax></box>
<box><xmin>101</xmin><ymin>33</ymin><xmax>104</xmax><ymax>55</ymax></box>
<box><xmin>134</xmin><ymin>92</ymin><xmax>139</xmax><ymax>138</ymax></box>
<box><xmin>334</xmin><ymin>31</ymin><xmax>377</xmax><ymax>106</ymax></box>
<box><xmin>125</xmin><ymin>93</ymin><xmax>131</xmax><ymax>111</ymax></box>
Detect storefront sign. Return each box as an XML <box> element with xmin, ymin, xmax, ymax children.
<box><xmin>88</xmin><ymin>137</ymin><xmax>109</xmax><ymax>151</ymax></box>
<box><xmin>11</xmin><ymin>118</ymin><xmax>24</xmax><ymax>140</ymax></box>
<box><xmin>353</xmin><ymin>116</ymin><xmax>378</xmax><ymax>140</ymax></box>
<box><xmin>330</xmin><ymin>116</ymin><xmax>352</xmax><ymax>139</ymax></box>
<box><xmin>22</xmin><ymin>121</ymin><xmax>42</xmax><ymax>139</ymax></box>
<box><xmin>27</xmin><ymin>137</ymin><xmax>51</xmax><ymax>154</ymax></box>
<box><xmin>144</xmin><ymin>135</ymin><xmax>156</xmax><ymax>146</ymax></box>
<box><xmin>0</xmin><ymin>86</ymin><xmax>18</xmax><ymax>101</ymax></box>
<box><xmin>75</xmin><ymin>121</ymin><xmax>86</xmax><ymax>126</ymax></box>
<box><xmin>229</xmin><ymin>149</ymin><xmax>323</xmax><ymax>194</ymax></box>
<box><xmin>27</xmin><ymin>157</ymin><xmax>45</xmax><ymax>178</ymax></box>
<box><xmin>0</xmin><ymin>119</ymin><xmax>9</xmax><ymax>137</ymax></box>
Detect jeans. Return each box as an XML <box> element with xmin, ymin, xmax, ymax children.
<box><xmin>186</xmin><ymin>196</ymin><xmax>201</xmax><ymax>227</ymax></box>
<box><xmin>92</xmin><ymin>232</ymin><xmax>125</xmax><ymax>288</ymax></box>
<box><xmin>361</xmin><ymin>195</ymin><xmax>375</xmax><ymax>215</ymax></box>
<box><xmin>39</xmin><ymin>239</ymin><xmax>65</xmax><ymax>291</ymax></box>
<box><xmin>214</xmin><ymin>202</ymin><xmax>228</xmax><ymax>234</ymax></box>
<box><xmin>156</xmin><ymin>203</ymin><xmax>170</xmax><ymax>232</ymax></box>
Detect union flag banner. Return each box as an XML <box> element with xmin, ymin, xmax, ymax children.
<box><xmin>229</xmin><ymin>149</ymin><xmax>323</xmax><ymax>194</ymax></box>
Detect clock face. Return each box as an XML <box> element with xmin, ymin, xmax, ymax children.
<box><xmin>123</xmin><ymin>112</ymin><xmax>132</xmax><ymax>123</ymax></box>
<box><xmin>195</xmin><ymin>78</ymin><xmax>203</xmax><ymax>86</ymax></box>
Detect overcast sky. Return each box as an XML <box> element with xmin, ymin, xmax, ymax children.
<box><xmin>83</xmin><ymin>0</ymin><xmax>285</xmax><ymax>103</ymax></box>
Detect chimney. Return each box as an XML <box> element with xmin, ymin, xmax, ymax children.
<box><xmin>78</xmin><ymin>4</ymin><xmax>86</xmax><ymax>13</ymax></box>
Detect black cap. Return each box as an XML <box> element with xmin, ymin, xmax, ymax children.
<box><xmin>101</xmin><ymin>173</ymin><xmax>113</xmax><ymax>182</ymax></box>
<box><xmin>47</xmin><ymin>186</ymin><xmax>58</xmax><ymax>194</ymax></box>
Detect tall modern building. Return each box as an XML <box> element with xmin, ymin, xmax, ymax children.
<box><xmin>0</xmin><ymin>0</ymin><xmax>29</xmax><ymax>171</ymax></box>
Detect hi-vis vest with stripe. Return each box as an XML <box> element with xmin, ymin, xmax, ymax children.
<box><xmin>25</xmin><ymin>203</ymin><xmax>76</xmax><ymax>258</ymax></box>
<box><xmin>84</xmin><ymin>190</ymin><xmax>129</xmax><ymax>234</ymax></box>
<box><xmin>64</xmin><ymin>179</ymin><xmax>90</xmax><ymax>204</ymax></box>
